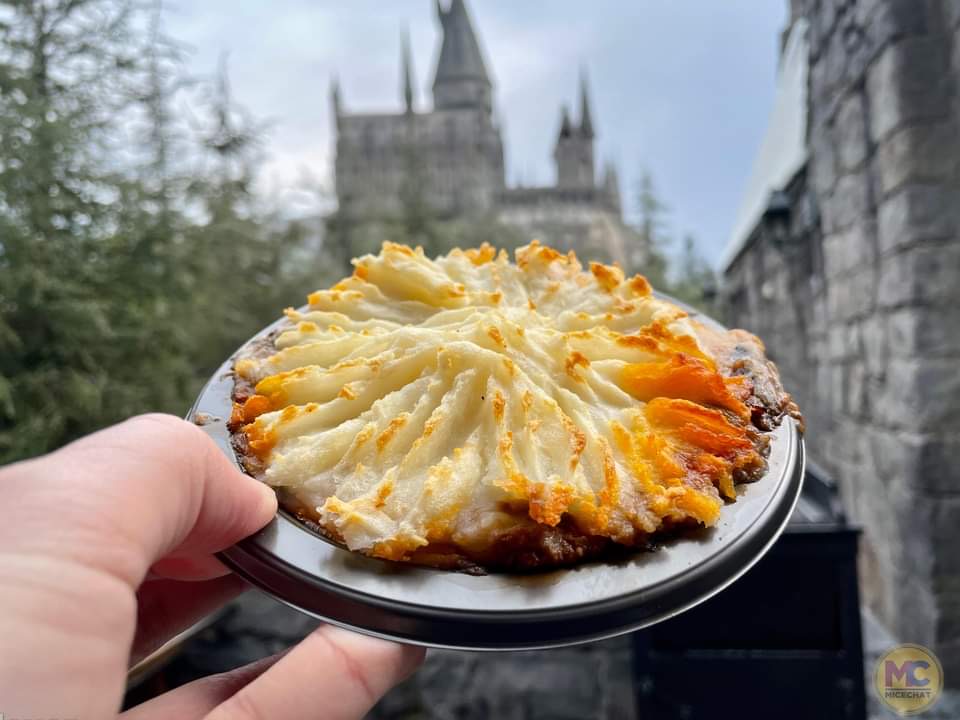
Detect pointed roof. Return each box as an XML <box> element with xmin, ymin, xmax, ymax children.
<box><xmin>579</xmin><ymin>71</ymin><xmax>594</xmax><ymax>139</ymax></box>
<box><xmin>558</xmin><ymin>105</ymin><xmax>573</xmax><ymax>140</ymax></box>
<box><xmin>433</xmin><ymin>0</ymin><xmax>490</xmax><ymax>88</ymax></box>
<box><xmin>401</xmin><ymin>29</ymin><xmax>414</xmax><ymax>113</ymax></box>
<box><xmin>330</xmin><ymin>75</ymin><xmax>342</xmax><ymax>114</ymax></box>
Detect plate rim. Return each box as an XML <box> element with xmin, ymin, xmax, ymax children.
<box><xmin>197</xmin><ymin>300</ymin><xmax>805</xmax><ymax>649</ymax></box>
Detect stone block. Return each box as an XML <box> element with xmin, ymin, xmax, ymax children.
<box><xmin>828</xmin><ymin>322</ymin><xmax>859</xmax><ymax>360</ymax></box>
<box><xmin>809</xmin><ymin>120</ymin><xmax>838</xmax><ymax>195</ymax></box>
<box><xmin>829</xmin><ymin>364</ymin><xmax>846</xmax><ymax>416</ymax></box>
<box><xmin>827</xmin><ymin>265</ymin><xmax>876</xmax><ymax>321</ymax></box>
<box><xmin>807</xmin><ymin>4</ymin><xmax>832</xmax><ymax>63</ymax></box>
<box><xmin>877</xmin><ymin>183</ymin><xmax>960</xmax><ymax>255</ymax></box>
<box><xmin>867</xmin><ymin>36</ymin><xmax>948</xmax><ymax>144</ymax></box>
<box><xmin>872</xmin><ymin>358</ymin><xmax>919</xmax><ymax>431</ymax></box>
<box><xmin>822</xmin><ymin>170</ymin><xmax>872</xmax><ymax>233</ymax></box>
<box><xmin>865</xmin><ymin>427</ymin><xmax>921</xmax><ymax>489</ymax></box>
<box><xmin>808</xmin><ymin>53</ymin><xmax>831</xmax><ymax>117</ymax></box>
<box><xmin>878</xmin><ymin>241</ymin><xmax>960</xmax><ymax>307</ymax></box>
<box><xmin>821</xmin><ymin>0</ymin><xmax>842</xmax><ymax>35</ymax></box>
<box><xmin>845</xmin><ymin>360</ymin><xmax>868</xmax><ymax>416</ymax></box>
<box><xmin>853</xmin><ymin>0</ymin><xmax>884</xmax><ymax>28</ymax></box>
<box><xmin>811</xmin><ymin>356</ymin><xmax>832</xmax><ymax>395</ymax></box>
<box><xmin>837</xmin><ymin>23</ymin><xmax>873</xmax><ymax>96</ymax></box>
<box><xmin>807</xmin><ymin>301</ymin><xmax>826</xmax><ymax>339</ymax></box>
<box><xmin>840</xmin><ymin>415</ymin><xmax>867</xmax><ymax>467</ymax></box>
<box><xmin>858</xmin><ymin>0</ymin><xmax>934</xmax><ymax>59</ymax></box>
<box><xmin>864</xmin><ymin>430</ymin><xmax>960</xmax><ymax>495</ymax></box>
<box><xmin>859</xmin><ymin>311</ymin><xmax>888</xmax><ymax>377</ymax></box>
<box><xmin>887</xmin><ymin>305</ymin><xmax>960</xmax><ymax>358</ymax></box>
<box><xmin>914</xmin><ymin>358</ymin><xmax>960</xmax><ymax>431</ymax></box>
<box><xmin>876</xmin><ymin>357</ymin><xmax>960</xmax><ymax>431</ymax></box>
<box><xmin>821</xmin><ymin>23</ymin><xmax>849</xmax><ymax>94</ymax></box>
<box><xmin>875</xmin><ymin>122</ymin><xmax>960</xmax><ymax>197</ymax></box>
<box><xmin>822</xmin><ymin>222</ymin><xmax>877</xmax><ymax>278</ymax></box>
<box><xmin>835</xmin><ymin>90</ymin><xmax>869</xmax><ymax>171</ymax></box>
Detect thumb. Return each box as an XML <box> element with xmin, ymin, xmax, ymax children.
<box><xmin>2</xmin><ymin>413</ymin><xmax>277</xmax><ymax>588</ymax></box>
<box><xmin>0</xmin><ymin>413</ymin><xmax>277</xmax><ymax>719</ymax></box>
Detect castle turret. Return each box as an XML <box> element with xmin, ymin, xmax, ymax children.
<box><xmin>554</xmin><ymin>72</ymin><xmax>596</xmax><ymax>188</ymax></box>
<box><xmin>330</xmin><ymin>75</ymin><xmax>342</xmax><ymax>128</ymax></box>
<box><xmin>432</xmin><ymin>0</ymin><xmax>492</xmax><ymax>113</ymax></box>
<box><xmin>579</xmin><ymin>72</ymin><xmax>595</xmax><ymax>140</ymax></box>
<box><xmin>558</xmin><ymin>105</ymin><xmax>573</xmax><ymax>138</ymax></box>
<box><xmin>401</xmin><ymin>30</ymin><xmax>415</xmax><ymax>114</ymax></box>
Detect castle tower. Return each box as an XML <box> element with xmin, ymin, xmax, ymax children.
<box><xmin>432</xmin><ymin>0</ymin><xmax>492</xmax><ymax>113</ymax></box>
<box><xmin>554</xmin><ymin>72</ymin><xmax>596</xmax><ymax>188</ymax></box>
<box><xmin>554</xmin><ymin>105</ymin><xmax>580</xmax><ymax>188</ymax></box>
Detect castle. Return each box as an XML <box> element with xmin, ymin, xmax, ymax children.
<box><xmin>330</xmin><ymin>0</ymin><xmax>630</xmax><ymax>265</ymax></box>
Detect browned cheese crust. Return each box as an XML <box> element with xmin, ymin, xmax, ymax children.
<box><xmin>227</xmin><ymin>243</ymin><xmax>802</xmax><ymax>573</ymax></box>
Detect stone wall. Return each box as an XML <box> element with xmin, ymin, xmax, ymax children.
<box><xmin>723</xmin><ymin>0</ymin><xmax>960</xmax><ymax>683</ymax></box>
<box><xmin>335</xmin><ymin>108</ymin><xmax>506</xmax><ymax>219</ymax></box>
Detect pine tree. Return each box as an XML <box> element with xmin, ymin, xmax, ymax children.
<box><xmin>183</xmin><ymin>57</ymin><xmax>321</xmax><ymax>371</ymax></box>
<box><xmin>0</xmin><ymin>0</ymin><xmax>151</xmax><ymax>459</ymax></box>
<box><xmin>669</xmin><ymin>233</ymin><xmax>718</xmax><ymax>313</ymax></box>
<box><xmin>629</xmin><ymin>169</ymin><xmax>670</xmax><ymax>288</ymax></box>
<box><xmin>0</xmin><ymin>1</ymin><xmax>324</xmax><ymax>462</ymax></box>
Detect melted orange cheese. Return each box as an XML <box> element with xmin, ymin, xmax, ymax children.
<box><xmin>232</xmin><ymin>241</ymin><xmax>789</xmax><ymax>567</ymax></box>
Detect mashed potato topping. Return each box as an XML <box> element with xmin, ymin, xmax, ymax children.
<box><xmin>230</xmin><ymin>241</ymin><xmax>799</xmax><ymax>571</ymax></box>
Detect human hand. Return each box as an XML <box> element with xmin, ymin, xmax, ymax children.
<box><xmin>0</xmin><ymin>414</ymin><xmax>424</xmax><ymax>719</ymax></box>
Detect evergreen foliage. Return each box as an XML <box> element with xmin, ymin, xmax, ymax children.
<box><xmin>0</xmin><ymin>1</ymin><xmax>718</xmax><ymax>463</ymax></box>
<box><xmin>0</xmin><ymin>0</ymin><xmax>324</xmax><ymax>462</ymax></box>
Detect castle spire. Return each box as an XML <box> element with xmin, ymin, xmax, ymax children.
<box><xmin>579</xmin><ymin>70</ymin><xmax>595</xmax><ymax>139</ymax></box>
<box><xmin>401</xmin><ymin>29</ymin><xmax>414</xmax><ymax>114</ymax></box>
<box><xmin>330</xmin><ymin>74</ymin><xmax>342</xmax><ymax>127</ymax></box>
<box><xmin>555</xmin><ymin>73</ymin><xmax>596</xmax><ymax>189</ymax></box>
<box><xmin>558</xmin><ymin>105</ymin><xmax>573</xmax><ymax>140</ymax></box>
<box><xmin>432</xmin><ymin>0</ymin><xmax>492</xmax><ymax>112</ymax></box>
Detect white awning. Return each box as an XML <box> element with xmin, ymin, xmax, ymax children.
<box><xmin>720</xmin><ymin>19</ymin><xmax>809</xmax><ymax>271</ymax></box>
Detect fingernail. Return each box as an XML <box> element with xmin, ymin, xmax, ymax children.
<box><xmin>252</xmin><ymin>478</ymin><xmax>279</xmax><ymax>515</ymax></box>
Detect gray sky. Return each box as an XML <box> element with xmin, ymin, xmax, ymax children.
<box><xmin>165</xmin><ymin>1</ymin><xmax>787</xmax><ymax>266</ymax></box>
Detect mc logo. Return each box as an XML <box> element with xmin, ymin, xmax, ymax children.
<box><xmin>886</xmin><ymin>659</ymin><xmax>931</xmax><ymax>688</ymax></box>
<box><xmin>875</xmin><ymin>644</ymin><xmax>943</xmax><ymax>716</ymax></box>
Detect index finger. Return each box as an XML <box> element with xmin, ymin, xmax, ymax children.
<box><xmin>206</xmin><ymin>626</ymin><xmax>425</xmax><ymax>720</ymax></box>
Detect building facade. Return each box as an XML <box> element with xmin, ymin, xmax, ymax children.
<box><xmin>722</xmin><ymin>0</ymin><xmax>960</xmax><ymax>684</ymax></box>
<box><xmin>331</xmin><ymin>0</ymin><xmax>629</xmax><ymax>265</ymax></box>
